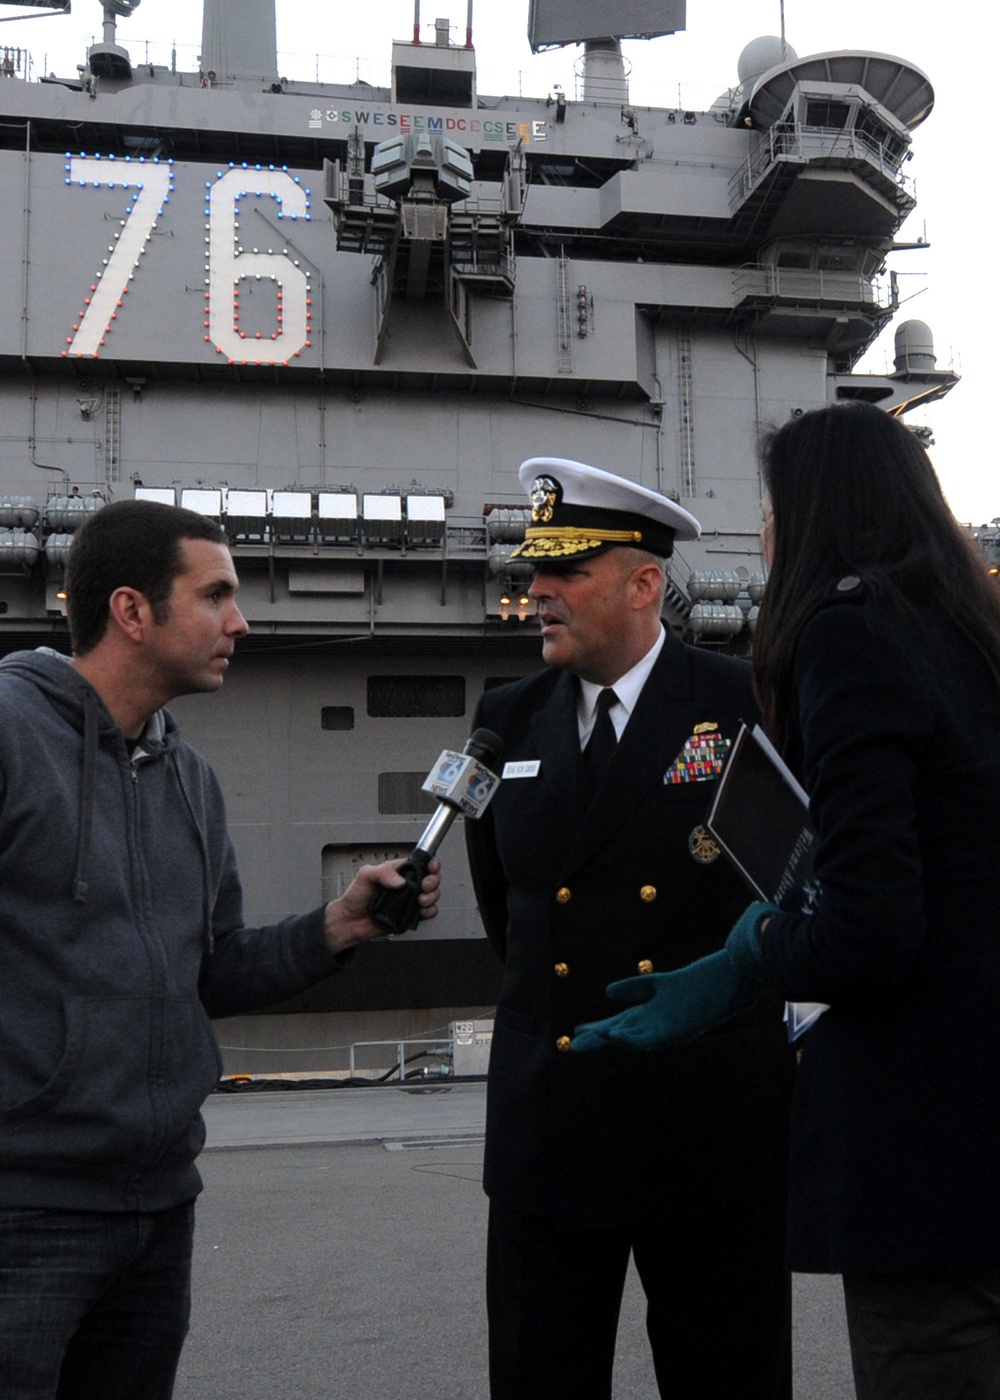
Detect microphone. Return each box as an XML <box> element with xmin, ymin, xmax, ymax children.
<box><xmin>371</xmin><ymin>728</ymin><xmax>504</xmax><ymax>936</ymax></box>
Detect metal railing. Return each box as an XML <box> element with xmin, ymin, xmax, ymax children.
<box><xmin>348</xmin><ymin>1038</ymin><xmax>452</xmax><ymax>1082</ymax></box>
<box><xmin>729</xmin><ymin>121</ymin><xmax>916</xmax><ymax>213</ymax></box>
<box><xmin>732</xmin><ymin>264</ymin><xmax>896</xmax><ymax>312</ymax></box>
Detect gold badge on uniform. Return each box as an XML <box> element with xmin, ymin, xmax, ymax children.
<box><xmin>688</xmin><ymin>825</ymin><xmax>721</xmax><ymax>864</ymax></box>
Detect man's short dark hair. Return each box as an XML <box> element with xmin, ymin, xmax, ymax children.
<box><xmin>65</xmin><ymin>499</ymin><xmax>226</xmax><ymax>655</ymax></box>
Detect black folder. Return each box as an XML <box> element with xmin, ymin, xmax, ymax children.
<box><xmin>708</xmin><ymin>723</ymin><xmax>826</xmax><ymax>1039</ymax></box>
<box><xmin>707</xmin><ymin>722</ymin><xmax>816</xmax><ymax>903</ymax></box>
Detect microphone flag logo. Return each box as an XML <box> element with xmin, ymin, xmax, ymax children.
<box><xmin>423</xmin><ymin>750</ymin><xmax>500</xmax><ymax>819</ymax></box>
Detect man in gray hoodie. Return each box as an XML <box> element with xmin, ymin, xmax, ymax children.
<box><xmin>0</xmin><ymin>499</ymin><xmax>440</xmax><ymax>1400</ymax></box>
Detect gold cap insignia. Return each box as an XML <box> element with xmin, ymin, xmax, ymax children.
<box><xmin>529</xmin><ymin>475</ymin><xmax>560</xmax><ymax>524</ymax></box>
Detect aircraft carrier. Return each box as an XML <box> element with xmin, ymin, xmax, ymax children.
<box><xmin>0</xmin><ymin>0</ymin><xmax>958</xmax><ymax>1075</ymax></box>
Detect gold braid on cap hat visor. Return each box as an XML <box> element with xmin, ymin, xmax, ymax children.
<box><xmin>515</xmin><ymin>525</ymin><xmax>645</xmax><ymax>558</ymax></box>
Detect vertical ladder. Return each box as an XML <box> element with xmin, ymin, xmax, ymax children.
<box><xmin>677</xmin><ymin>330</ymin><xmax>695</xmax><ymax>498</ymax></box>
<box><xmin>556</xmin><ymin>248</ymin><xmax>573</xmax><ymax>373</ymax></box>
<box><xmin>104</xmin><ymin>387</ymin><xmax>121</xmax><ymax>488</ymax></box>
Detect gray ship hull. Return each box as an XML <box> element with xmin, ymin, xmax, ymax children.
<box><xmin>0</xmin><ymin>0</ymin><xmax>956</xmax><ymax>1068</ymax></box>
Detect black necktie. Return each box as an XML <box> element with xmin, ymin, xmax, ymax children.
<box><xmin>585</xmin><ymin>687</ymin><xmax>618</xmax><ymax>788</ymax></box>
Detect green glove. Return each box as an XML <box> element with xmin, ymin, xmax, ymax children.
<box><xmin>571</xmin><ymin>901</ymin><xmax>777</xmax><ymax>1053</ymax></box>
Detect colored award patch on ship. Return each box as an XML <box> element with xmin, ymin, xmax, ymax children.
<box><xmin>663</xmin><ymin>724</ymin><xmax>731</xmax><ymax>784</ymax></box>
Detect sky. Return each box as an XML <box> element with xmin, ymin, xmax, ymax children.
<box><xmin>2</xmin><ymin>0</ymin><xmax>992</xmax><ymax>524</ymax></box>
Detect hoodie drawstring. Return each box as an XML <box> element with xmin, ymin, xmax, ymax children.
<box><xmin>73</xmin><ymin>686</ymin><xmax>99</xmax><ymax>903</ymax></box>
<box><xmin>171</xmin><ymin>753</ymin><xmax>216</xmax><ymax>955</ymax></box>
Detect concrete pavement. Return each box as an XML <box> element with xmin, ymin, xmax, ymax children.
<box><xmin>172</xmin><ymin>1082</ymin><xmax>854</xmax><ymax>1399</ymax></box>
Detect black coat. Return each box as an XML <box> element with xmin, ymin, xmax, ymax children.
<box><xmin>760</xmin><ymin>580</ymin><xmax>1000</xmax><ymax>1274</ymax></box>
<box><xmin>467</xmin><ymin>631</ymin><xmax>795</xmax><ymax>1229</ymax></box>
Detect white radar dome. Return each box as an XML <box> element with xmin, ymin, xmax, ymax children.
<box><xmin>737</xmin><ymin>36</ymin><xmax>798</xmax><ymax>86</ymax></box>
<box><xmin>894</xmin><ymin>320</ymin><xmax>937</xmax><ymax>373</ymax></box>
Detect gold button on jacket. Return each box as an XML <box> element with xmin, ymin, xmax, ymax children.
<box><xmin>638</xmin><ymin>959</ymin><xmax>654</xmax><ymax>975</ymax></box>
<box><xmin>640</xmin><ymin>885</ymin><xmax>657</xmax><ymax>903</ymax></box>
<box><xmin>555</xmin><ymin>887</ymin><xmax>572</xmax><ymax>904</ymax></box>
<box><xmin>554</xmin><ymin>962</ymin><xmax>570</xmax><ymax>978</ymax></box>
<box><xmin>556</xmin><ymin>1036</ymin><xmax>572</xmax><ymax>1053</ymax></box>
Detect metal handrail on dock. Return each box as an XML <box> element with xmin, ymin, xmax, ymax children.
<box><xmin>348</xmin><ymin>1037</ymin><xmax>453</xmax><ymax>1081</ymax></box>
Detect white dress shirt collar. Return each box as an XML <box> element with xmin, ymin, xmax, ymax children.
<box><xmin>577</xmin><ymin>626</ymin><xmax>666</xmax><ymax>744</ymax></box>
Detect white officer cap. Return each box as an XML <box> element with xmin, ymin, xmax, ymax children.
<box><xmin>511</xmin><ymin>457</ymin><xmax>701</xmax><ymax>563</ymax></box>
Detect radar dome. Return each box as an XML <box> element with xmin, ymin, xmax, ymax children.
<box><xmin>737</xmin><ymin>36</ymin><xmax>797</xmax><ymax>86</ymax></box>
<box><xmin>894</xmin><ymin>320</ymin><xmax>937</xmax><ymax>373</ymax></box>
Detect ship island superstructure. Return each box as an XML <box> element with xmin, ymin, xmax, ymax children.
<box><xmin>0</xmin><ymin>0</ymin><xmax>958</xmax><ymax>1073</ymax></box>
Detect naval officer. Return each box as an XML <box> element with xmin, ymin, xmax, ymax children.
<box><xmin>465</xmin><ymin>458</ymin><xmax>795</xmax><ymax>1399</ymax></box>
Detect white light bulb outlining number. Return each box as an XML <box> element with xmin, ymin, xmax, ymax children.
<box><xmin>66</xmin><ymin>158</ymin><xmax>172</xmax><ymax>358</ymax></box>
<box><xmin>208</xmin><ymin>169</ymin><xmax>310</xmax><ymax>362</ymax></box>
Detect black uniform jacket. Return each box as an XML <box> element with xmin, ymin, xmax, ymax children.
<box><xmin>467</xmin><ymin>630</ymin><xmax>795</xmax><ymax>1230</ymax></box>
<box><xmin>760</xmin><ymin>580</ymin><xmax>1000</xmax><ymax>1275</ymax></box>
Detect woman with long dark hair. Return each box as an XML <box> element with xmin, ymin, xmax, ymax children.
<box><xmin>574</xmin><ymin>401</ymin><xmax>1000</xmax><ymax>1397</ymax></box>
